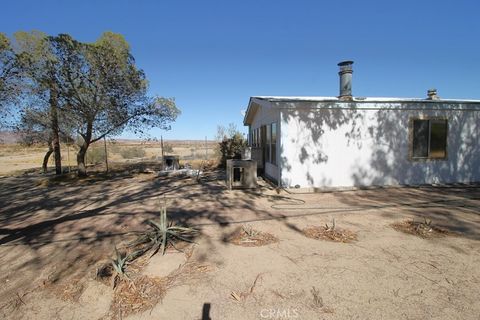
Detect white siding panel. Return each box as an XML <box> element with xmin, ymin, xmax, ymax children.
<box><xmin>280</xmin><ymin>103</ymin><xmax>480</xmax><ymax>188</ymax></box>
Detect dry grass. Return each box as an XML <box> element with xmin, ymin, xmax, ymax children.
<box><xmin>43</xmin><ymin>277</ymin><xmax>86</xmax><ymax>302</ymax></box>
<box><xmin>0</xmin><ymin>292</ymin><xmax>29</xmax><ymax>317</ymax></box>
<box><xmin>109</xmin><ymin>259</ymin><xmax>212</xmax><ymax>318</ymax></box>
<box><xmin>0</xmin><ymin>140</ymin><xmax>219</xmax><ymax>176</ymax></box>
<box><xmin>303</xmin><ymin>224</ymin><xmax>358</xmax><ymax>243</ymax></box>
<box><xmin>230</xmin><ymin>273</ymin><xmax>263</xmax><ymax>302</ymax></box>
<box><xmin>310</xmin><ymin>286</ymin><xmax>335</xmax><ymax>313</ymax></box>
<box><xmin>109</xmin><ymin>275</ymin><xmax>167</xmax><ymax>318</ymax></box>
<box><xmin>225</xmin><ymin>225</ymin><xmax>278</xmax><ymax>247</ymax></box>
<box><xmin>95</xmin><ymin>244</ymin><xmax>211</xmax><ymax>318</ymax></box>
<box><xmin>391</xmin><ymin>218</ymin><xmax>453</xmax><ymax>239</ymax></box>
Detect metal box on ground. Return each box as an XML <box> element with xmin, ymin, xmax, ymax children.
<box><xmin>226</xmin><ymin>159</ymin><xmax>257</xmax><ymax>190</ymax></box>
<box><xmin>162</xmin><ymin>155</ymin><xmax>180</xmax><ymax>171</ymax></box>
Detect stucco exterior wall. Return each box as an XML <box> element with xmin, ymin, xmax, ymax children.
<box><xmin>249</xmin><ymin>102</ymin><xmax>281</xmax><ymax>182</ymax></box>
<box><xmin>279</xmin><ymin>102</ymin><xmax>480</xmax><ymax>188</ymax></box>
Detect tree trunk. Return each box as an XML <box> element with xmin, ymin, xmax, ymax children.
<box><xmin>50</xmin><ymin>84</ymin><xmax>62</xmax><ymax>175</ymax></box>
<box><xmin>77</xmin><ymin>143</ymin><xmax>89</xmax><ymax>177</ymax></box>
<box><xmin>42</xmin><ymin>142</ymin><xmax>54</xmax><ymax>174</ymax></box>
<box><xmin>77</xmin><ymin>120</ymin><xmax>93</xmax><ymax>177</ymax></box>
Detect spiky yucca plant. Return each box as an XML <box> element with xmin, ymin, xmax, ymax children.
<box><xmin>242</xmin><ymin>224</ymin><xmax>259</xmax><ymax>237</ymax></box>
<box><xmin>130</xmin><ymin>200</ymin><xmax>198</xmax><ymax>257</ymax></box>
<box><xmin>112</xmin><ymin>247</ymin><xmax>143</xmax><ymax>274</ymax></box>
<box><xmin>112</xmin><ymin>247</ymin><xmax>131</xmax><ymax>278</ymax></box>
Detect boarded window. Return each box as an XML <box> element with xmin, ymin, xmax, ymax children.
<box><xmin>412</xmin><ymin>119</ymin><xmax>447</xmax><ymax>159</ymax></box>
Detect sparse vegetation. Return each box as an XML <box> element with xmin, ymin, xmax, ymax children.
<box><xmin>242</xmin><ymin>224</ymin><xmax>259</xmax><ymax>238</ymax></box>
<box><xmin>86</xmin><ymin>146</ymin><xmax>106</xmax><ymax>164</ymax></box>
<box><xmin>310</xmin><ymin>286</ymin><xmax>334</xmax><ymax>313</ymax></box>
<box><xmin>111</xmin><ymin>247</ymin><xmax>145</xmax><ymax>288</ymax></box>
<box><xmin>215</xmin><ymin>123</ymin><xmax>247</xmax><ymax>167</ymax></box>
<box><xmin>110</xmin><ymin>275</ymin><xmax>167</xmax><ymax>319</ymax></box>
<box><xmin>225</xmin><ymin>225</ymin><xmax>278</xmax><ymax>247</ymax></box>
<box><xmin>119</xmin><ymin>146</ymin><xmax>146</xmax><ymax>159</ymax></box>
<box><xmin>129</xmin><ymin>199</ymin><xmax>198</xmax><ymax>257</ymax></box>
<box><xmin>311</xmin><ymin>286</ymin><xmax>323</xmax><ymax>308</ymax></box>
<box><xmin>391</xmin><ymin>218</ymin><xmax>452</xmax><ymax>238</ymax></box>
<box><xmin>0</xmin><ymin>139</ymin><xmax>218</xmax><ymax>176</ymax></box>
<box><xmin>303</xmin><ymin>218</ymin><xmax>358</xmax><ymax>243</ymax></box>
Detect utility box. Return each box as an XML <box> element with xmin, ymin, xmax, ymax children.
<box><xmin>226</xmin><ymin>159</ymin><xmax>257</xmax><ymax>190</ymax></box>
<box><xmin>162</xmin><ymin>155</ymin><xmax>180</xmax><ymax>171</ymax></box>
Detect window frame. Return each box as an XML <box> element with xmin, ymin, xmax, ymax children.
<box><xmin>270</xmin><ymin>122</ymin><xmax>277</xmax><ymax>165</ymax></box>
<box><xmin>409</xmin><ymin>117</ymin><xmax>448</xmax><ymax>161</ymax></box>
<box><xmin>265</xmin><ymin>124</ymin><xmax>271</xmax><ymax>163</ymax></box>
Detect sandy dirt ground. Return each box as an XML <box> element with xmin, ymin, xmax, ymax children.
<box><xmin>0</xmin><ymin>168</ymin><xmax>479</xmax><ymax>320</ymax></box>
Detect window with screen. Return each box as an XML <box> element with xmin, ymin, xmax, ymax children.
<box><xmin>412</xmin><ymin>119</ymin><xmax>447</xmax><ymax>159</ymax></box>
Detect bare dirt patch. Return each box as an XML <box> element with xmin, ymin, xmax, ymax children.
<box><xmin>43</xmin><ymin>277</ymin><xmax>86</xmax><ymax>302</ymax></box>
<box><xmin>2</xmin><ymin>168</ymin><xmax>480</xmax><ymax>319</ymax></box>
<box><xmin>310</xmin><ymin>286</ymin><xmax>335</xmax><ymax>314</ymax></box>
<box><xmin>391</xmin><ymin>218</ymin><xmax>453</xmax><ymax>239</ymax></box>
<box><xmin>303</xmin><ymin>222</ymin><xmax>358</xmax><ymax>243</ymax></box>
<box><xmin>225</xmin><ymin>225</ymin><xmax>278</xmax><ymax>247</ymax></box>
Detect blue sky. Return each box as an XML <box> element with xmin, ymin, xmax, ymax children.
<box><xmin>1</xmin><ymin>0</ymin><xmax>479</xmax><ymax>140</ymax></box>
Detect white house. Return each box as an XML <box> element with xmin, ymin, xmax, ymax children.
<box><xmin>243</xmin><ymin>61</ymin><xmax>480</xmax><ymax>189</ymax></box>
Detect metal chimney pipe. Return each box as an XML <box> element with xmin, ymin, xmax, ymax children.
<box><xmin>338</xmin><ymin>60</ymin><xmax>354</xmax><ymax>99</ymax></box>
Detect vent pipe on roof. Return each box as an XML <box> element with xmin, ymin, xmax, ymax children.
<box><xmin>427</xmin><ymin>88</ymin><xmax>439</xmax><ymax>100</ymax></box>
<box><xmin>338</xmin><ymin>60</ymin><xmax>354</xmax><ymax>100</ymax></box>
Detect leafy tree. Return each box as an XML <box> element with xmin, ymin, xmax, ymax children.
<box><xmin>0</xmin><ymin>33</ymin><xmax>22</xmax><ymax>128</ymax></box>
<box><xmin>14</xmin><ymin>31</ymin><xmax>63</xmax><ymax>174</ymax></box>
<box><xmin>50</xmin><ymin>32</ymin><xmax>179</xmax><ymax>176</ymax></box>
<box><xmin>216</xmin><ymin>123</ymin><xmax>247</xmax><ymax>167</ymax></box>
<box><xmin>17</xmin><ymin>106</ymin><xmax>74</xmax><ymax>173</ymax></box>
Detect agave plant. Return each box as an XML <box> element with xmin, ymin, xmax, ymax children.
<box><xmin>130</xmin><ymin>199</ymin><xmax>198</xmax><ymax>257</ymax></box>
<box><xmin>325</xmin><ymin>218</ymin><xmax>336</xmax><ymax>231</ymax></box>
<box><xmin>415</xmin><ymin>217</ymin><xmax>433</xmax><ymax>233</ymax></box>
<box><xmin>242</xmin><ymin>224</ymin><xmax>259</xmax><ymax>237</ymax></box>
<box><xmin>111</xmin><ymin>247</ymin><xmax>131</xmax><ymax>278</ymax></box>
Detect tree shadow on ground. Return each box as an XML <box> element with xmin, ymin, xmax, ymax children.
<box><xmin>0</xmin><ymin>167</ymin><xmax>283</xmax><ymax>301</ymax></box>
<box><xmin>0</xmin><ymin>166</ymin><xmax>479</xmax><ymax>305</ymax></box>
<box><xmin>330</xmin><ymin>185</ymin><xmax>480</xmax><ymax>241</ymax></box>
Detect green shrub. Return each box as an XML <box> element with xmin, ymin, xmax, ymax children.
<box><xmin>86</xmin><ymin>146</ymin><xmax>106</xmax><ymax>164</ymax></box>
<box><xmin>217</xmin><ymin>133</ymin><xmax>247</xmax><ymax>167</ymax></box>
<box><xmin>119</xmin><ymin>146</ymin><xmax>146</xmax><ymax>159</ymax></box>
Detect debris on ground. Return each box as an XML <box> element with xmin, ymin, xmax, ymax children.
<box><xmin>303</xmin><ymin>219</ymin><xmax>357</xmax><ymax>243</ymax></box>
<box><xmin>230</xmin><ymin>273</ymin><xmax>263</xmax><ymax>302</ymax></box>
<box><xmin>109</xmin><ymin>275</ymin><xmax>167</xmax><ymax>318</ymax></box>
<box><xmin>225</xmin><ymin>225</ymin><xmax>278</xmax><ymax>247</ymax></box>
<box><xmin>391</xmin><ymin>218</ymin><xmax>452</xmax><ymax>238</ymax></box>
